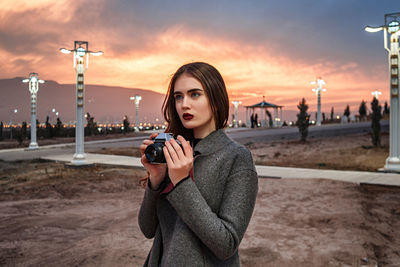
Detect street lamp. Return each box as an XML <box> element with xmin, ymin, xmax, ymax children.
<box><xmin>60</xmin><ymin>41</ymin><xmax>103</xmax><ymax>165</ymax></box>
<box><xmin>9</xmin><ymin>109</ymin><xmax>18</xmax><ymax>140</ymax></box>
<box><xmin>232</xmin><ymin>100</ymin><xmax>242</xmax><ymax>128</ymax></box>
<box><xmin>47</xmin><ymin>108</ymin><xmax>57</xmax><ymax>122</ymax></box>
<box><xmin>22</xmin><ymin>73</ymin><xmax>44</xmax><ymax>149</ymax></box>
<box><xmin>130</xmin><ymin>95</ymin><xmax>142</xmax><ymax>131</ymax></box>
<box><xmin>311</xmin><ymin>77</ymin><xmax>326</xmax><ymax>126</ymax></box>
<box><xmin>365</xmin><ymin>12</ymin><xmax>400</xmax><ymax>172</ymax></box>
<box><xmin>371</xmin><ymin>90</ymin><xmax>382</xmax><ymax>99</ymax></box>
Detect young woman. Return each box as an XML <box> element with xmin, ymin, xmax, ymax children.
<box><xmin>138</xmin><ymin>62</ymin><xmax>258</xmax><ymax>266</ymax></box>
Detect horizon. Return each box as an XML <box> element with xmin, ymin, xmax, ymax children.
<box><xmin>0</xmin><ymin>76</ymin><xmax>391</xmax><ymax>125</ymax></box>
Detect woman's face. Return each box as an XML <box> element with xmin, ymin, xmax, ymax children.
<box><xmin>174</xmin><ymin>73</ymin><xmax>216</xmax><ymax>138</ymax></box>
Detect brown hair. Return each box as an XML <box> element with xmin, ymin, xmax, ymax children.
<box><xmin>162</xmin><ymin>62</ymin><xmax>229</xmax><ymax>140</ymax></box>
<box><xmin>141</xmin><ymin>62</ymin><xmax>229</xmax><ymax>189</ymax></box>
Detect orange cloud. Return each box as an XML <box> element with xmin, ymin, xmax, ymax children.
<box><xmin>0</xmin><ymin>9</ymin><xmax>389</xmax><ymax>116</ymax></box>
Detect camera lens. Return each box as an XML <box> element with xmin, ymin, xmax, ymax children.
<box><xmin>144</xmin><ymin>143</ymin><xmax>165</xmax><ymax>163</ymax></box>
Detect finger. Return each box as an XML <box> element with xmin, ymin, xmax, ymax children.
<box><xmin>148</xmin><ymin>132</ymin><xmax>159</xmax><ymax>140</ymax></box>
<box><xmin>140</xmin><ymin>140</ymin><xmax>154</xmax><ymax>154</ymax></box>
<box><xmin>141</xmin><ymin>154</ymin><xmax>149</xmax><ymax>165</ymax></box>
<box><xmin>169</xmin><ymin>138</ymin><xmax>185</xmax><ymax>159</ymax></box>
<box><xmin>164</xmin><ymin>141</ymin><xmax>179</xmax><ymax>163</ymax></box>
<box><xmin>163</xmin><ymin>146</ymin><xmax>174</xmax><ymax>167</ymax></box>
<box><xmin>177</xmin><ymin>135</ymin><xmax>192</xmax><ymax>157</ymax></box>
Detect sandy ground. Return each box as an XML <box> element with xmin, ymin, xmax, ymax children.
<box><xmin>1</xmin><ymin>160</ymin><xmax>399</xmax><ymax>266</ymax></box>
<box><xmin>88</xmin><ymin>132</ymin><xmax>389</xmax><ymax>172</ymax></box>
<box><xmin>1</xmin><ymin>132</ymin><xmax>399</xmax><ymax>266</ymax></box>
<box><xmin>247</xmin><ymin>132</ymin><xmax>389</xmax><ymax>172</ymax></box>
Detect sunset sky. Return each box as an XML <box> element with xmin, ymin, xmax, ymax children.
<box><xmin>1</xmin><ymin>0</ymin><xmax>399</xmax><ymax>116</ymax></box>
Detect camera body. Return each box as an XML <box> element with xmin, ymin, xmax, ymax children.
<box><xmin>145</xmin><ymin>133</ymin><xmax>182</xmax><ymax>164</ymax></box>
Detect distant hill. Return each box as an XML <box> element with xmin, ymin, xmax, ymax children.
<box><xmin>0</xmin><ymin>78</ymin><xmax>166</xmax><ymax>125</ymax></box>
<box><xmin>0</xmin><ymin>77</ymin><xmax>299</xmax><ymax>126</ymax></box>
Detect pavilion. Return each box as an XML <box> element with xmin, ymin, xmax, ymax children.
<box><xmin>245</xmin><ymin>97</ymin><xmax>283</xmax><ymax>128</ymax></box>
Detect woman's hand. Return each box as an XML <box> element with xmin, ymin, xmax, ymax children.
<box><xmin>163</xmin><ymin>135</ymin><xmax>193</xmax><ymax>186</ymax></box>
<box><xmin>140</xmin><ymin>133</ymin><xmax>167</xmax><ymax>190</ymax></box>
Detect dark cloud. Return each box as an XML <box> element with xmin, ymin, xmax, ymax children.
<box><xmin>89</xmin><ymin>0</ymin><xmax>399</xmax><ymax>68</ymax></box>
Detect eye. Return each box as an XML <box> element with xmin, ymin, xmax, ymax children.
<box><xmin>191</xmin><ymin>92</ymin><xmax>201</xmax><ymax>98</ymax></box>
<box><xmin>174</xmin><ymin>94</ymin><xmax>183</xmax><ymax>101</ymax></box>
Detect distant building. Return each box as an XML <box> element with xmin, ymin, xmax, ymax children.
<box><xmin>245</xmin><ymin>97</ymin><xmax>283</xmax><ymax>128</ymax></box>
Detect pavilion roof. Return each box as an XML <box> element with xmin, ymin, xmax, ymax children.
<box><xmin>245</xmin><ymin>100</ymin><xmax>283</xmax><ymax>109</ymax></box>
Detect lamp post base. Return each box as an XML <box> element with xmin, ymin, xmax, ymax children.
<box><xmin>28</xmin><ymin>142</ymin><xmax>39</xmax><ymax>150</ymax></box>
<box><xmin>383</xmin><ymin>156</ymin><xmax>400</xmax><ymax>173</ymax></box>
<box><xmin>71</xmin><ymin>153</ymin><xmax>89</xmax><ymax>166</ymax></box>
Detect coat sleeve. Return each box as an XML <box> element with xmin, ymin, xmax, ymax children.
<box><xmin>166</xmin><ymin>156</ymin><xmax>258</xmax><ymax>260</ymax></box>
<box><xmin>138</xmin><ymin>180</ymin><xmax>164</xmax><ymax>239</ymax></box>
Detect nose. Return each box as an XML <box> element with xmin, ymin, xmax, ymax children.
<box><xmin>182</xmin><ymin>96</ymin><xmax>190</xmax><ymax>109</ymax></box>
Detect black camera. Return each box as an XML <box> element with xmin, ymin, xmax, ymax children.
<box><xmin>144</xmin><ymin>133</ymin><xmax>182</xmax><ymax>164</ymax></box>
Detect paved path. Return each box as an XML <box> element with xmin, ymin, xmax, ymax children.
<box><xmin>39</xmin><ymin>152</ymin><xmax>400</xmax><ymax>187</ymax></box>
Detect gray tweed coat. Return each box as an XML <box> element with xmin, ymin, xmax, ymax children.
<box><xmin>138</xmin><ymin>129</ymin><xmax>258</xmax><ymax>266</ymax></box>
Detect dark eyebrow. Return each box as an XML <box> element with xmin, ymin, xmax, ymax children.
<box><xmin>173</xmin><ymin>88</ymin><xmax>203</xmax><ymax>95</ymax></box>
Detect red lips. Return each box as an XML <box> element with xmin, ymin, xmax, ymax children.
<box><xmin>183</xmin><ymin>113</ymin><xmax>194</xmax><ymax>120</ymax></box>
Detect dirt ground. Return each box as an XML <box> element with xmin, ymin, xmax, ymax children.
<box><xmin>247</xmin><ymin>132</ymin><xmax>389</xmax><ymax>172</ymax></box>
<box><xmin>88</xmin><ymin>132</ymin><xmax>390</xmax><ymax>172</ymax></box>
<box><xmin>1</xmin><ymin>164</ymin><xmax>400</xmax><ymax>266</ymax></box>
<box><xmin>1</xmin><ymin>132</ymin><xmax>399</xmax><ymax>266</ymax></box>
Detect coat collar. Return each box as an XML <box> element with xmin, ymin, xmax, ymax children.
<box><xmin>193</xmin><ymin>129</ymin><xmax>233</xmax><ymax>156</ymax></box>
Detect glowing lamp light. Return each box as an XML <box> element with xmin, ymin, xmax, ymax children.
<box><xmin>388</xmin><ymin>20</ymin><xmax>400</xmax><ymax>34</ymax></box>
<box><xmin>371</xmin><ymin>90</ymin><xmax>382</xmax><ymax>99</ymax></box>
<box><xmin>60</xmin><ymin>48</ymin><xmax>72</xmax><ymax>54</ymax></box>
<box><xmin>364</xmin><ymin>26</ymin><xmax>384</xmax><ymax>33</ymax></box>
<box><xmin>90</xmin><ymin>51</ymin><xmax>104</xmax><ymax>56</ymax></box>
<box><xmin>76</xmin><ymin>47</ymin><xmax>86</xmax><ymax>57</ymax></box>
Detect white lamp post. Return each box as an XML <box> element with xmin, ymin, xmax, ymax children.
<box><xmin>232</xmin><ymin>100</ymin><xmax>242</xmax><ymax>128</ymax></box>
<box><xmin>311</xmin><ymin>77</ymin><xmax>326</xmax><ymax>126</ymax></box>
<box><xmin>9</xmin><ymin>109</ymin><xmax>18</xmax><ymax>139</ymax></box>
<box><xmin>130</xmin><ymin>95</ymin><xmax>142</xmax><ymax>131</ymax></box>
<box><xmin>60</xmin><ymin>41</ymin><xmax>103</xmax><ymax>165</ymax></box>
<box><xmin>371</xmin><ymin>90</ymin><xmax>382</xmax><ymax>99</ymax></box>
<box><xmin>365</xmin><ymin>12</ymin><xmax>400</xmax><ymax>172</ymax></box>
<box><xmin>22</xmin><ymin>73</ymin><xmax>44</xmax><ymax>149</ymax></box>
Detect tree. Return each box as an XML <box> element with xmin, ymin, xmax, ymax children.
<box><xmin>54</xmin><ymin>117</ymin><xmax>63</xmax><ymax>137</ymax></box>
<box><xmin>322</xmin><ymin>112</ymin><xmax>326</xmax><ymax>122</ymax></box>
<box><xmin>344</xmin><ymin>105</ymin><xmax>350</xmax><ymax>122</ymax></box>
<box><xmin>359</xmin><ymin>100</ymin><xmax>367</xmax><ymax>121</ymax></box>
<box><xmin>330</xmin><ymin>107</ymin><xmax>334</xmax><ymax>122</ymax></box>
<box><xmin>371</xmin><ymin>97</ymin><xmax>382</xmax><ymax>147</ymax></box>
<box><xmin>36</xmin><ymin>119</ymin><xmax>42</xmax><ymax>139</ymax></box>
<box><xmin>45</xmin><ymin>116</ymin><xmax>53</xmax><ymax>138</ymax></box>
<box><xmin>123</xmin><ymin>115</ymin><xmax>130</xmax><ymax>134</ymax></box>
<box><xmin>296</xmin><ymin>98</ymin><xmax>310</xmax><ymax>142</ymax></box>
<box><xmin>21</xmin><ymin>121</ymin><xmax>28</xmax><ymax>140</ymax></box>
<box><xmin>384</xmin><ymin>101</ymin><xmax>390</xmax><ymax>115</ymax></box>
<box><xmin>85</xmin><ymin>112</ymin><xmax>97</xmax><ymax>136</ymax></box>
<box><xmin>344</xmin><ymin>105</ymin><xmax>350</xmax><ymax>117</ymax></box>
<box><xmin>0</xmin><ymin>121</ymin><xmax>3</xmax><ymax>141</ymax></box>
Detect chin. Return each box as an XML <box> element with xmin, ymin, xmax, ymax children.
<box><xmin>181</xmin><ymin>121</ymin><xmax>196</xmax><ymax>129</ymax></box>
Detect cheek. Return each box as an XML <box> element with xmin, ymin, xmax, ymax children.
<box><xmin>175</xmin><ymin>102</ymin><xmax>181</xmax><ymax>113</ymax></box>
